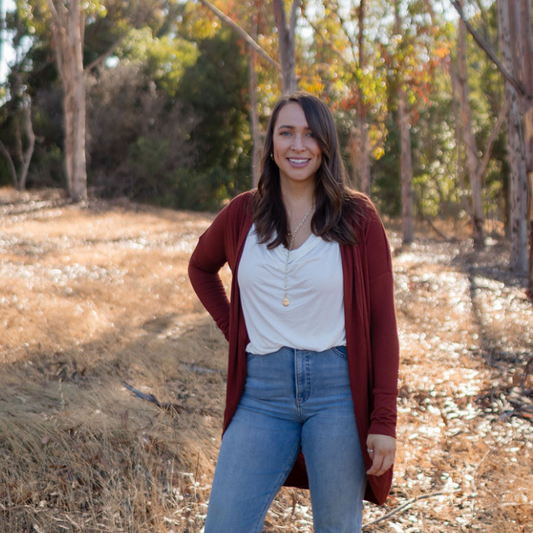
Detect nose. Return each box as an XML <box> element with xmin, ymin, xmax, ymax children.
<box><xmin>291</xmin><ymin>134</ymin><xmax>305</xmax><ymax>151</ymax></box>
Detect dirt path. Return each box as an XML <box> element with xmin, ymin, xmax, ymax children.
<box><xmin>0</xmin><ymin>189</ymin><xmax>531</xmax><ymax>532</ymax></box>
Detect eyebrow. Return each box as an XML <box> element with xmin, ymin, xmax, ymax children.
<box><xmin>277</xmin><ymin>124</ymin><xmax>312</xmax><ymax>130</ymax></box>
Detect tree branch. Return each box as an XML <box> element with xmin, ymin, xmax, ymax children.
<box><xmin>300</xmin><ymin>9</ymin><xmax>355</xmax><ymax>75</ymax></box>
<box><xmin>84</xmin><ymin>33</ymin><xmax>128</xmax><ymax>72</ymax></box>
<box><xmin>19</xmin><ymin>98</ymin><xmax>35</xmax><ymax>191</ymax></box>
<box><xmin>197</xmin><ymin>0</ymin><xmax>281</xmax><ymax>71</ymax></box>
<box><xmin>451</xmin><ymin>0</ymin><xmax>525</xmax><ymax>97</ymax></box>
<box><xmin>289</xmin><ymin>0</ymin><xmax>300</xmax><ymax>36</ymax></box>
<box><xmin>476</xmin><ymin>100</ymin><xmax>508</xmax><ymax>181</ymax></box>
<box><xmin>332</xmin><ymin>0</ymin><xmax>358</xmax><ymax>64</ymax></box>
<box><xmin>362</xmin><ymin>490</ymin><xmax>464</xmax><ymax>529</ymax></box>
<box><xmin>85</xmin><ymin>0</ymin><xmax>163</xmax><ymax>73</ymax></box>
<box><xmin>0</xmin><ymin>140</ymin><xmax>19</xmax><ymax>189</ymax></box>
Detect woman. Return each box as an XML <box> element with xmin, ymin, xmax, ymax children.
<box><xmin>188</xmin><ymin>92</ymin><xmax>399</xmax><ymax>533</ymax></box>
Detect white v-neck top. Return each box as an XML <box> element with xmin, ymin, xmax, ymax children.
<box><xmin>237</xmin><ymin>224</ymin><xmax>346</xmax><ymax>355</ymax></box>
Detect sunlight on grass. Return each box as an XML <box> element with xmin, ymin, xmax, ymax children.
<box><xmin>0</xmin><ymin>188</ymin><xmax>532</xmax><ymax>532</ymax></box>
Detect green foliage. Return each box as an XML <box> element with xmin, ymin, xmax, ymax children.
<box><xmin>175</xmin><ymin>27</ymin><xmax>252</xmax><ymax>207</ymax></box>
<box><xmin>115</xmin><ymin>28</ymin><xmax>198</xmax><ymax>97</ymax></box>
<box><xmin>86</xmin><ymin>61</ymin><xmax>196</xmax><ymax>202</ymax></box>
<box><xmin>372</xmin><ymin>112</ymin><xmax>401</xmax><ymax>218</ymax></box>
<box><xmin>413</xmin><ymin>93</ymin><xmax>459</xmax><ymax>219</ymax></box>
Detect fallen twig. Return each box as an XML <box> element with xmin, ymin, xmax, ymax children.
<box><xmin>362</xmin><ymin>490</ymin><xmax>465</xmax><ymax>529</ymax></box>
<box><xmin>122</xmin><ymin>381</ymin><xmax>184</xmax><ymax>414</ymax></box>
<box><xmin>423</xmin><ymin>216</ymin><xmax>453</xmax><ymax>241</ymax></box>
<box><xmin>122</xmin><ymin>380</ymin><xmax>219</xmax><ymax>417</ymax></box>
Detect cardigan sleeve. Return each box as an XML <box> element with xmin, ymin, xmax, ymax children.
<box><xmin>188</xmin><ymin>204</ymin><xmax>231</xmax><ymax>341</ymax></box>
<box><xmin>365</xmin><ymin>205</ymin><xmax>400</xmax><ymax>438</ymax></box>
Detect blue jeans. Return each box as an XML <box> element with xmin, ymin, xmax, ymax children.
<box><xmin>203</xmin><ymin>347</ymin><xmax>367</xmax><ymax>533</ymax></box>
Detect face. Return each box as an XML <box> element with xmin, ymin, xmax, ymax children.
<box><xmin>272</xmin><ymin>102</ymin><xmax>322</xmax><ymax>188</ymax></box>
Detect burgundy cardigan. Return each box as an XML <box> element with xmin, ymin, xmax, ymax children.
<box><xmin>188</xmin><ymin>190</ymin><xmax>399</xmax><ymax>505</ymax></box>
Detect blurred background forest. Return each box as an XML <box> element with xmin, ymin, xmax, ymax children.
<box><xmin>0</xmin><ymin>0</ymin><xmax>530</xmax><ymax>275</ymax></box>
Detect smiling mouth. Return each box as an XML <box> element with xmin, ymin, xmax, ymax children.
<box><xmin>287</xmin><ymin>158</ymin><xmax>311</xmax><ymax>166</ymax></box>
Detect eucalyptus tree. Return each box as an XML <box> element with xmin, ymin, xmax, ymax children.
<box><xmin>15</xmin><ymin>0</ymin><xmax>167</xmax><ymax>201</ymax></box>
<box><xmin>453</xmin><ymin>0</ymin><xmax>532</xmax><ymax>276</ymax></box>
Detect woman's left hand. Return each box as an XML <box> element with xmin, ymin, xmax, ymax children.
<box><xmin>366</xmin><ymin>434</ymin><xmax>396</xmax><ymax>477</ymax></box>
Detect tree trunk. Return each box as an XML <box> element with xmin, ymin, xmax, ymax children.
<box><xmin>450</xmin><ymin>64</ymin><xmax>474</xmax><ymax>219</ymax></box>
<box><xmin>394</xmin><ymin>3</ymin><xmax>414</xmax><ymax>243</ymax></box>
<box><xmin>273</xmin><ymin>0</ymin><xmax>298</xmax><ymax>93</ymax></box>
<box><xmin>399</xmin><ymin>88</ymin><xmax>414</xmax><ymax>243</ymax></box>
<box><xmin>248</xmin><ymin>12</ymin><xmax>261</xmax><ymax>188</ymax></box>
<box><xmin>0</xmin><ymin>140</ymin><xmax>18</xmax><ymax>187</ymax></box>
<box><xmin>519</xmin><ymin>0</ymin><xmax>533</xmax><ymax>291</ymax></box>
<box><xmin>18</xmin><ymin>98</ymin><xmax>35</xmax><ymax>191</ymax></box>
<box><xmin>48</xmin><ymin>0</ymin><xmax>87</xmax><ymax>201</ymax></box>
<box><xmin>348</xmin><ymin>123</ymin><xmax>370</xmax><ymax>195</ymax></box>
<box><xmin>457</xmin><ymin>1</ymin><xmax>485</xmax><ymax>245</ymax></box>
<box><xmin>0</xmin><ymin>95</ymin><xmax>35</xmax><ymax>191</ymax></box>
<box><xmin>354</xmin><ymin>0</ymin><xmax>371</xmax><ymax>196</ymax></box>
<box><xmin>498</xmin><ymin>0</ymin><xmax>528</xmax><ymax>271</ymax></box>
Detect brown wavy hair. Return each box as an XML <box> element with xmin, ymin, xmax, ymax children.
<box><xmin>253</xmin><ymin>92</ymin><xmax>364</xmax><ymax>249</ymax></box>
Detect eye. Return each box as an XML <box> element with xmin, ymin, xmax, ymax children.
<box><xmin>306</xmin><ymin>132</ymin><xmax>315</xmax><ymax>138</ymax></box>
<box><xmin>280</xmin><ymin>131</ymin><xmax>292</xmax><ymax>136</ymax></box>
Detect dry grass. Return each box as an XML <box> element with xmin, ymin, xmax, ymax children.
<box><xmin>0</xmin><ymin>187</ymin><xmax>532</xmax><ymax>532</ymax></box>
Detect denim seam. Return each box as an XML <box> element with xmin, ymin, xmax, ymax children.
<box><xmin>251</xmin><ymin>442</ymin><xmax>300</xmax><ymax>533</ymax></box>
<box><xmin>304</xmin><ymin>352</ymin><xmax>311</xmax><ymax>403</ymax></box>
<box><xmin>294</xmin><ymin>349</ymin><xmax>306</xmax><ymax>422</ymax></box>
<box><xmin>331</xmin><ymin>346</ymin><xmax>348</xmax><ymax>359</ymax></box>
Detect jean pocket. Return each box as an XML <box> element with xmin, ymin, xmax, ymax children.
<box><xmin>246</xmin><ymin>351</ymin><xmax>259</xmax><ymax>361</ymax></box>
<box><xmin>331</xmin><ymin>345</ymin><xmax>348</xmax><ymax>359</ymax></box>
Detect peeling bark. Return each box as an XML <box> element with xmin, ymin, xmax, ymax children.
<box><xmin>248</xmin><ymin>11</ymin><xmax>261</xmax><ymax>188</ymax></box>
<box><xmin>273</xmin><ymin>0</ymin><xmax>299</xmax><ymax>94</ymax></box>
<box><xmin>47</xmin><ymin>0</ymin><xmax>87</xmax><ymax>201</ymax></box>
<box><xmin>498</xmin><ymin>0</ymin><xmax>528</xmax><ymax>271</ymax></box>
<box><xmin>456</xmin><ymin>1</ymin><xmax>485</xmax><ymax>245</ymax></box>
<box><xmin>518</xmin><ymin>0</ymin><xmax>533</xmax><ymax>291</ymax></box>
<box><xmin>399</xmin><ymin>88</ymin><xmax>414</xmax><ymax>244</ymax></box>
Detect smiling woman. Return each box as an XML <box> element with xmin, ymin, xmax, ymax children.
<box><xmin>272</xmin><ymin>102</ymin><xmax>323</xmax><ymax>191</ymax></box>
<box><xmin>188</xmin><ymin>91</ymin><xmax>400</xmax><ymax>533</ymax></box>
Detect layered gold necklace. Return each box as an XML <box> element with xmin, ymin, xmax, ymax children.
<box><xmin>282</xmin><ymin>204</ymin><xmax>314</xmax><ymax>307</ymax></box>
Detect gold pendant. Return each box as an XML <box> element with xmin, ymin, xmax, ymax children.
<box><xmin>283</xmin><ymin>296</ymin><xmax>289</xmax><ymax>307</ymax></box>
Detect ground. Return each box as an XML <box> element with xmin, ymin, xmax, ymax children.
<box><xmin>0</xmin><ymin>187</ymin><xmax>532</xmax><ymax>532</ymax></box>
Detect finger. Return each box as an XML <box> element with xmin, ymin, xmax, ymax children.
<box><xmin>367</xmin><ymin>454</ymin><xmax>394</xmax><ymax>476</ymax></box>
<box><xmin>366</xmin><ymin>453</ymin><xmax>385</xmax><ymax>476</ymax></box>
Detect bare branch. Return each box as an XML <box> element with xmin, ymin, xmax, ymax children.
<box><xmin>332</xmin><ymin>0</ymin><xmax>358</xmax><ymax>63</ymax></box>
<box><xmin>0</xmin><ymin>141</ymin><xmax>19</xmax><ymax>188</ymax></box>
<box><xmin>362</xmin><ymin>490</ymin><xmax>464</xmax><ymax>529</ymax></box>
<box><xmin>449</xmin><ymin>62</ymin><xmax>473</xmax><ymax>217</ymax></box>
<box><xmin>451</xmin><ymin>0</ymin><xmax>525</xmax><ymax>97</ymax></box>
<box><xmin>197</xmin><ymin>0</ymin><xmax>281</xmax><ymax>71</ymax></box>
<box><xmin>300</xmin><ymin>9</ymin><xmax>355</xmax><ymax>75</ymax></box>
<box><xmin>19</xmin><ymin>99</ymin><xmax>36</xmax><ymax>191</ymax></box>
<box><xmin>85</xmin><ymin>0</ymin><xmax>163</xmax><ymax>72</ymax></box>
<box><xmin>46</xmin><ymin>0</ymin><xmax>64</xmax><ymax>26</ymax></box>
<box><xmin>85</xmin><ymin>33</ymin><xmax>128</xmax><ymax>72</ymax></box>
<box><xmin>289</xmin><ymin>0</ymin><xmax>300</xmax><ymax>36</ymax></box>
<box><xmin>476</xmin><ymin>100</ymin><xmax>508</xmax><ymax>181</ymax></box>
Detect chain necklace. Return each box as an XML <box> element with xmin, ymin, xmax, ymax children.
<box><xmin>283</xmin><ymin>204</ymin><xmax>314</xmax><ymax>307</ymax></box>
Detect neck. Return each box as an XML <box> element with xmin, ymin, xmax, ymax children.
<box><xmin>280</xmin><ymin>180</ymin><xmax>315</xmax><ymax>213</ymax></box>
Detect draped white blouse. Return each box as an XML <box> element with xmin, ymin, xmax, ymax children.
<box><xmin>237</xmin><ymin>224</ymin><xmax>346</xmax><ymax>355</ymax></box>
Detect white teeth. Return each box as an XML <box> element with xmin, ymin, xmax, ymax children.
<box><xmin>288</xmin><ymin>158</ymin><xmax>309</xmax><ymax>163</ymax></box>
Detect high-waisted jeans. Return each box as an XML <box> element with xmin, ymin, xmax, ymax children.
<box><xmin>203</xmin><ymin>347</ymin><xmax>367</xmax><ymax>533</ymax></box>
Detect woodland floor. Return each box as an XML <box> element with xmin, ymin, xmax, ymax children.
<box><xmin>0</xmin><ymin>187</ymin><xmax>532</xmax><ymax>533</ymax></box>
